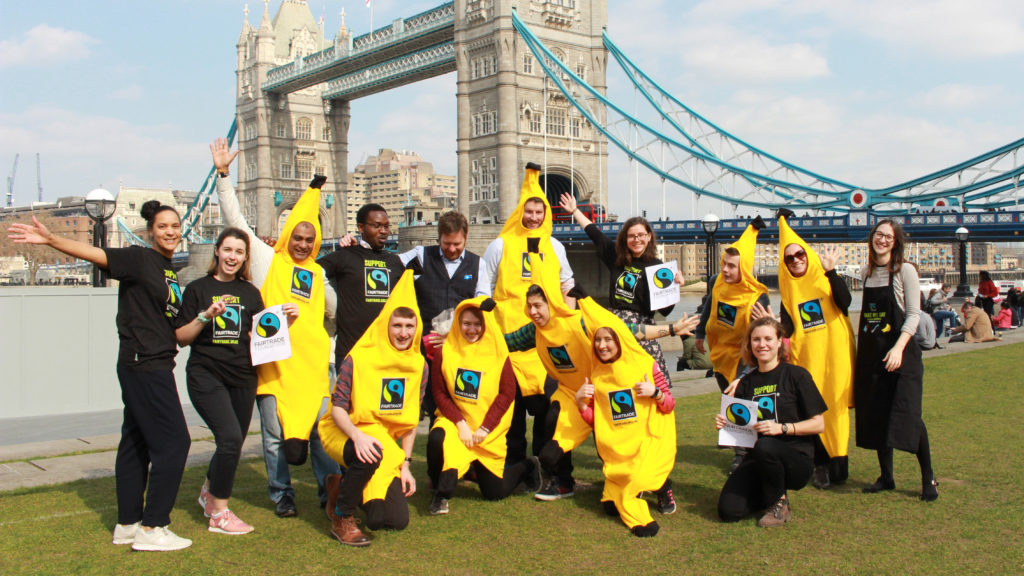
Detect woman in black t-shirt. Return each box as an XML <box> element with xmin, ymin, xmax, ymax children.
<box><xmin>8</xmin><ymin>200</ymin><xmax>194</xmax><ymax>551</ymax></box>
<box><xmin>176</xmin><ymin>227</ymin><xmax>276</xmax><ymax>536</ymax></box>
<box><xmin>714</xmin><ymin>317</ymin><xmax>827</xmax><ymax>528</ymax></box>
<box><xmin>558</xmin><ymin>193</ymin><xmax>682</xmax><ymax>379</ymax></box>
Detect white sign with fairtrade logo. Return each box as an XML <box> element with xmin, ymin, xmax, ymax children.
<box><xmin>718</xmin><ymin>395</ymin><xmax>758</xmax><ymax>449</ymax></box>
<box><xmin>250</xmin><ymin>305</ymin><xmax>292</xmax><ymax>365</ymax></box>
<box><xmin>644</xmin><ymin>260</ymin><xmax>680</xmax><ymax>310</ymax></box>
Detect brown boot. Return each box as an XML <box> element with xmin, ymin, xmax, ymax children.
<box><xmin>324</xmin><ymin>474</ymin><xmax>343</xmax><ymax>522</ymax></box>
<box><xmin>331</xmin><ymin>515</ymin><xmax>370</xmax><ymax>547</ymax></box>
<box><xmin>757</xmin><ymin>496</ymin><xmax>791</xmax><ymax>528</ymax></box>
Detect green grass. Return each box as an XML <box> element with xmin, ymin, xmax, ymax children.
<box><xmin>2</xmin><ymin>344</ymin><xmax>1023</xmax><ymax>575</ymax></box>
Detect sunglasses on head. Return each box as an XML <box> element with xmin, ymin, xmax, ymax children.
<box><xmin>784</xmin><ymin>250</ymin><xmax>807</xmax><ymax>264</ymax></box>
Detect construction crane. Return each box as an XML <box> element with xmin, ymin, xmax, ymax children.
<box><xmin>6</xmin><ymin>153</ymin><xmax>18</xmax><ymax>208</ymax></box>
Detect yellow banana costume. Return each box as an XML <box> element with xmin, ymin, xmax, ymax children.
<box><xmin>318</xmin><ymin>271</ymin><xmax>424</xmax><ymax>503</ymax></box>
<box><xmin>528</xmin><ymin>253</ymin><xmax>593</xmax><ymax>452</ymax></box>
<box><xmin>778</xmin><ymin>216</ymin><xmax>855</xmax><ymax>460</ymax></box>
<box><xmin>578</xmin><ymin>299</ymin><xmax>676</xmax><ymax>531</ymax></box>
<box><xmin>257</xmin><ymin>184</ymin><xmax>330</xmax><ymax>460</ymax></box>
<box><xmin>492</xmin><ymin>166</ymin><xmax>562</xmax><ymax>397</ymax></box>
<box><xmin>706</xmin><ymin>222</ymin><xmax>768</xmax><ymax>381</ymax></box>
<box><xmin>432</xmin><ymin>297</ymin><xmax>514</xmax><ymax>478</ymax></box>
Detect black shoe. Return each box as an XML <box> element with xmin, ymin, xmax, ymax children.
<box><xmin>811</xmin><ymin>465</ymin><xmax>830</xmax><ymax>490</ymax></box>
<box><xmin>921</xmin><ymin>478</ymin><xmax>939</xmax><ymax>502</ymax></box>
<box><xmin>275</xmin><ymin>494</ymin><xmax>297</xmax><ymax>517</ymax></box>
<box><xmin>862</xmin><ymin>477</ymin><xmax>896</xmax><ymax>494</ymax></box>
<box><xmin>523</xmin><ymin>457</ymin><xmax>542</xmax><ymax>493</ymax></box>
<box><xmin>630</xmin><ymin>521</ymin><xmax>660</xmax><ymax>538</ymax></box>
<box><xmin>602</xmin><ymin>500</ymin><xmax>620</xmax><ymax>518</ymax></box>
<box><xmin>705</xmin><ymin>369</ymin><xmax>715</xmax><ymax>378</ymax></box>
<box><xmin>728</xmin><ymin>454</ymin><xmax>744</xmax><ymax>475</ymax></box>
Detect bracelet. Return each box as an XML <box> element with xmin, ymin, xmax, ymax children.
<box><xmin>792</xmin><ymin>422</ymin><xmax>797</xmax><ymax>436</ymax></box>
<box><xmin>197</xmin><ymin>311</ymin><xmax>211</xmax><ymax>324</ymax></box>
<box><xmin>478</xmin><ymin>426</ymin><xmax>490</xmax><ymax>435</ymax></box>
<box><xmin>217</xmin><ymin>170</ymin><xmax>229</xmax><ymax>177</ymax></box>
<box><xmin>404</xmin><ymin>457</ymin><xmax>412</xmax><ymax>463</ymax></box>
<box><xmin>669</xmin><ymin>323</ymin><xmax>675</xmax><ymax>337</ymax></box>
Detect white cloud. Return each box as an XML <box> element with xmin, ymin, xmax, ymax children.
<box><xmin>918</xmin><ymin>84</ymin><xmax>999</xmax><ymax>110</ymax></box>
<box><xmin>111</xmin><ymin>84</ymin><xmax>143</xmax><ymax>101</ymax></box>
<box><xmin>0</xmin><ymin>24</ymin><xmax>99</xmax><ymax>69</ymax></box>
<box><xmin>680</xmin><ymin>31</ymin><xmax>830</xmax><ymax>82</ymax></box>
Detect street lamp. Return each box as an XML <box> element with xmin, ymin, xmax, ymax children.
<box><xmin>85</xmin><ymin>188</ymin><xmax>116</xmax><ymax>287</ymax></box>
<box><xmin>953</xmin><ymin>226</ymin><xmax>972</xmax><ymax>298</ymax></box>
<box><xmin>702</xmin><ymin>213</ymin><xmax>720</xmax><ymax>282</ymax></box>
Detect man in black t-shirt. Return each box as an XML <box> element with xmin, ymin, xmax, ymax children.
<box><xmin>318</xmin><ymin>203</ymin><xmax>405</xmax><ymax>368</ymax></box>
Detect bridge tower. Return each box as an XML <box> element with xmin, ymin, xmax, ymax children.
<box><xmin>235</xmin><ymin>0</ymin><xmax>344</xmax><ymax>237</ymax></box>
<box><xmin>455</xmin><ymin>1</ymin><xmax>608</xmax><ymax>224</ymax></box>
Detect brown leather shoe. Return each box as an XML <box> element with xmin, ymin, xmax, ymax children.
<box><xmin>324</xmin><ymin>474</ymin><xmax>343</xmax><ymax>522</ymax></box>
<box><xmin>330</xmin><ymin>515</ymin><xmax>370</xmax><ymax>547</ymax></box>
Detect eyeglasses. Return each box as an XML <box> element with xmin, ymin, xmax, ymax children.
<box><xmin>783</xmin><ymin>250</ymin><xmax>807</xmax><ymax>264</ymax></box>
<box><xmin>364</xmin><ymin>222</ymin><xmax>391</xmax><ymax>230</ymax></box>
<box><xmin>627</xmin><ymin>233</ymin><xmax>649</xmax><ymax>241</ymax></box>
<box><xmin>874</xmin><ymin>231</ymin><xmax>895</xmax><ymax>242</ymax></box>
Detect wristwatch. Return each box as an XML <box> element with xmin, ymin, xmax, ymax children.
<box><xmin>781</xmin><ymin>423</ymin><xmax>789</xmax><ymax>436</ymax></box>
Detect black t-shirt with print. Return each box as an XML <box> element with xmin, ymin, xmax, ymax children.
<box><xmin>318</xmin><ymin>244</ymin><xmax>405</xmax><ymax>366</ymax></box>
<box><xmin>104</xmin><ymin>246</ymin><xmax>181</xmax><ymax>371</ymax></box>
<box><xmin>735</xmin><ymin>362</ymin><xmax>828</xmax><ymax>459</ymax></box>
<box><xmin>584</xmin><ymin>223</ymin><xmax>674</xmax><ymax>317</ymax></box>
<box><xmin>177</xmin><ymin>274</ymin><xmax>264</xmax><ymax>387</ymax></box>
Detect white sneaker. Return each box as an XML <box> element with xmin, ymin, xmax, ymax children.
<box><xmin>112</xmin><ymin>522</ymin><xmax>140</xmax><ymax>545</ymax></box>
<box><xmin>131</xmin><ymin>526</ymin><xmax>193</xmax><ymax>551</ymax></box>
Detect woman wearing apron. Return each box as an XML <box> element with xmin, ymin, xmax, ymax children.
<box><xmin>854</xmin><ymin>219</ymin><xmax>938</xmax><ymax>502</ymax></box>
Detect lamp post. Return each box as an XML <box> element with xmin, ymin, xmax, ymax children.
<box><xmin>702</xmin><ymin>213</ymin><xmax>720</xmax><ymax>282</ymax></box>
<box><xmin>85</xmin><ymin>188</ymin><xmax>116</xmax><ymax>287</ymax></box>
<box><xmin>953</xmin><ymin>226</ymin><xmax>972</xmax><ymax>298</ymax></box>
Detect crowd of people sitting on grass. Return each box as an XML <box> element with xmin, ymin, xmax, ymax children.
<box><xmin>12</xmin><ymin>143</ymin><xmax>991</xmax><ymax>551</ymax></box>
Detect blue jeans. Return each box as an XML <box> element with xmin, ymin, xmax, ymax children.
<box><xmin>257</xmin><ymin>394</ymin><xmax>339</xmax><ymax>505</ymax></box>
<box><xmin>932</xmin><ymin>310</ymin><xmax>959</xmax><ymax>336</ymax></box>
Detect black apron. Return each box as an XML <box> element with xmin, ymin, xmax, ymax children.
<box><xmin>853</xmin><ymin>271</ymin><xmax>925</xmax><ymax>452</ymax></box>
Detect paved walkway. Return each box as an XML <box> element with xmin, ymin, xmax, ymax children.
<box><xmin>2</xmin><ymin>324</ymin><xmax>1021</xmax><ymax>492</ymax></box>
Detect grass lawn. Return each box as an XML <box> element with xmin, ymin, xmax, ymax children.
<box><xmin>2</xmin><ymin>344</ymin><xmax>1022</xmax><ymax>575</ymax></box>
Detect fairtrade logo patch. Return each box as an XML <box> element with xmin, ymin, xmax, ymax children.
<box><xmin>520</xmin><ymin>252</ymin><xmax>544</xmax><ymax>278</ymax></box>
<box><xmin>546</xmin><ymin>346</ymin><xmax>575</xmax><ymax>371</ymax></box>
<box><xmin>798</xmin><ymin>299</ymin><xmax>826</xmax><ymax>330</ymax></box>
<box><xmin>726</xmin><ymin>402</ymin><xmax>751</xmax><ymax>426</ymax></box>
<box><xmin>256</xmin><ymin>313</ymin><xmax>280</xmax><ymax>338</ymax></box>
<box><xmin>609</xmin><ymin>389</ymin><xmax>637</xmax><ymax>422</ymax></box>
<box><xmin>756</xmin><ymin>394</ymin><xmax>777</xmax><ymax>421</ymax></box>
<box><xmin>616</xmin><ymin>271</ymin><xmax>639</xmax><ymax>293</ymax></box>
<box><xmin>716</xmin><ymin>302</ymin><xmax>738</xmax><ymax>327</ymax></box>
<box><xmin>379</xmin><ymin>377</ymin><xmax>406</xmax><ymax>411</ymax></box>
<box><xmin>213</xmin><ymin>305</ymin><xmax>242</xmax><ymax>340</ymax></box>
<box><xmin>652</xmin><ymin>267</ymin><xmax>674</xmax><ymax>289</ymax></box>
<box><xmin>365</xmin><ymin>267</ymin><xmax>391</xmax><ymax>298</ymax></box>
<box><xmin>454</xmin><ymin>368</ymin><xmax>481</xmax><ymax>400</ymax></box>
<box><xmin>291</xmin><ymin>266</ymin><xmax>313</xmax><ymax>300</ymax></box>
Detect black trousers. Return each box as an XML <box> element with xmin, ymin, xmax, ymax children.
<box><xmin>718</xmin><ymin>437</ymin><xmax>813</xmax><ymax>522</ymax></box>
<box><xmin>336</xmin><ymin>439</ymin><xmax>409</xmax><ymax>531</ymax></box>
<box><xmin>536</xmin><ymin>399</ymin><xmax>575</xmax><ymax>486</ymax></box>
<box><xmin>115</xmin><ymin>367</ymin><xmax>191</xmax><ymax>527</ymax></box>
<box><xmin>507</xmin><ymin>378</ymin><xmax>557</xmax><ymax>468</ymax></box>
<box><xmin>427</xmin><ymin>427</ymin><xmax>534</xmax><ymax>500</ymax></box>
<box><xmin>186</xmin><ymin>366</ymin><xmax>256</xmax><ymax>499</ymax></box>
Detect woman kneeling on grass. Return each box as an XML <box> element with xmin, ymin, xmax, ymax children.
<box><xmin>575</xmin><ymin>299</ymin><xmax>678</xmax><ymax>538</ymax></box>
<box><xmin>715</xmin><ymin>317</ymin><xmax>827</xmax><ymax>527</ymax></box>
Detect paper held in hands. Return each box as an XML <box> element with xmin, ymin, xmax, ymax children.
<box><xmin>718</xmin><ymin>395</ymin><xmax>758</xmax><ymax>449</ymax></box>
<box><xmin>645</xmin><ymin>260</ymin><xmax>680</xmax><ymax>310</ymax></box>
<box><xmin>250</xmin><ymin>305</ymin><xmax>292</xmax><ymax>365</ymax></box>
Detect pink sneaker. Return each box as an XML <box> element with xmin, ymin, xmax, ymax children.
<box><xmin>209</xmin><ymin>509</ymin><xmax>254</xmax><ymax>535</ymax></box>
<box><xmin>198</xmin><ymin>484</ymin><xmax>214</xmax><ymax>518</ymax></box>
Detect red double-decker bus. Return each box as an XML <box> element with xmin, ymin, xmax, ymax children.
<box><xmin>551</xmin><ymin>203</ymin><xmax>607</xmax><ymax>223</ymax></box>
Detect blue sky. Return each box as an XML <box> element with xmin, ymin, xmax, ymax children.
<box><xmin>1</xmin><ymin>0</ymin><xmax>1023</xmax><ymax>220</ymax></box>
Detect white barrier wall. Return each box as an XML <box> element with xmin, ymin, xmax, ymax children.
<box><xmin>0</xmin><ymin>287</ymin><xmax>191</xmax><ymax>419</ymax></box>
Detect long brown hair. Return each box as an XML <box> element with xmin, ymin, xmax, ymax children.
<box><xmin>867</xmin><ymin>218</ymin><xmax>906</xmax><ymax>276</ymax></box>
<box><xmin>740</xmin><ymin>317</ymin><xmax>786</xmax><ymax>367</ymax></box>
<box><xmin>615</xmin><ymin>216</ymin><xmax>658</xmax><ymax>267</ymax></box>
<box><xmin>207</xmin><ymin>227</ymin><xmax>252</xmax><ymax>281</ymax></box>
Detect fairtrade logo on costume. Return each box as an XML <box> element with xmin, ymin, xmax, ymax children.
<box><xmin>365</xmin><ymin>266</ymin><xmax>391</xmax><ymax>298</ymax></box>
<box><xmin>546</xmin><ymin>346</ymin><xmax>575</xmax><ymax>371</ymax></box>
<box><xmin>726</xmin><ymin>402</ymin><xmax>751</xmax><ymax>426</ymax></box>
<box><xmin>653</xmin><ymin>267</ymin><xmax>674</xmax><ymax>289</ymax></box>
<box><xmin>379</xmin><ymin>377</ymin><xmax>406</xmax><ymax>411</ymax></box>
<box><xmin>716</xmin><ymin>302</ymin><xmax>738</xmax><ymax>327</ymax></box>
<box><xmin>256</xmin><ymin>313</ymin><xmax>280</xmax><ymax>338</ymax></box>
<box><xmin>291</xmin><ymin>267</ymin><xmax>313</xmax><ymax>301</ymax></box>
<box><xmin>454</xmin><ymin>368</ymin><xmax>481</xmax><ymax>400</ymax></box>
<box><xmin>608</xmin><ymin>389</ymin><xmax>637</xmax><ymax>422</ymax></box>
<box><xmin>520</xmin><ymin>252</ymin><xmax>544</xmax><ymax>279</ymax></box>
<box><xmin>798</xmin><ymin>299</ymin><xmax>826</xmax><ymax>330</ymax></box>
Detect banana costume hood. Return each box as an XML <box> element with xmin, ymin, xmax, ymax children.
<box><xmin>433</xmin><ymin>296</ymin><xmax>513</xmax><ymax>478</ymax></box>
<box><xmin>578</xmin><ymin>298</ymin><xmax>676</xmax><ymax>531</ymax></box>
<box><xmin>257</xmin><ymin>183</ymin><xmax>329</xmax><ymax>464</ymax></box>
<box><xmin>706</xmin><ymin>219</ymin><xmax>768</xmax><ymax>382</ymax></box>
<box><xmin>318</xmin><ymin>270</ymin><xmax>425</xmax><ymax>503</ymax></box>
<box><xmin>778</xmin><ymin>215</ymin><xmax>855</xmax><ymax>459</ymax></box>
<box><xmin>493</xmin><ymin>164</ymin><xmax>561</xmax><ymax>396</ymax></box>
